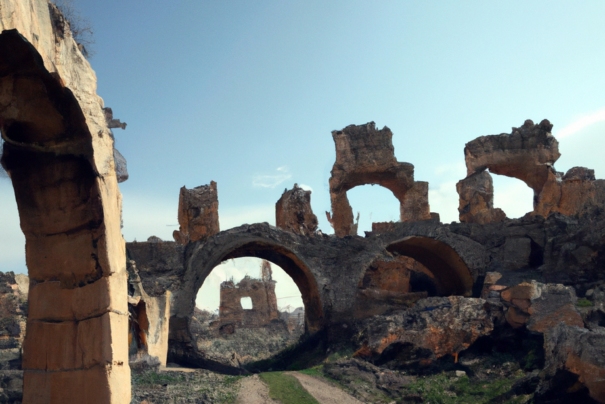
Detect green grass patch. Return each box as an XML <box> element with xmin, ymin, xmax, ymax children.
<box><xmin>132</xmin><ymin>370</ymin><xmax>184</xmax><ymax>385</ymax></box>
<box><xmin>298</xmin><ymin>366</ymin><xmax>323</xmax><ymax>377</ymax></box>
<box><xmin>404</xmin><ymin>372</ymin><xmax>525</xmax><ymax>404</ymax></box>
<box><xmin>577</xmin><ymin>298</ymin><xmax>593</xmax><ymax>307</ymax></box>
<box><xmin>259</xmin><ymin>372</ymin><xmax>320</xmax><ymax>404</ymax></box>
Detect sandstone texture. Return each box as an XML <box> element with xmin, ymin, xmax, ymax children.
<box><xmin>218</xmin><ymin>273</ymin><xmax>279</xmax><ymax>330</ymax></box>
<box><xmin>538</xmin><ymin>324</ymin><xmax>605</xmax><ymax>403</ymax></box>
<box><xmin>0</xmin><ymin>1</ymin><xmax>130</xmax><ymax>402</ymax></box>
<box><xmin>327</xmin><ymin>122</ymin><xmax>431</xmax><ymax>237</ymax></box>
<box><xmin>275</xmin><ymin>184</ymin><xmax>318</xmax><ymax>236</ymax></box>
<box><xmin>456</xmin><ymin>171</ymin><xmax>506</xmax><ymax>224</ymax></box>
<box><xmin>459</xmin><ymin>119</ymin><xmax>605</xmax><ymax>221</ymax></box>
<box><xmin>173</xmin><ymin>182</ymin><xmax>219</xmax><ymax>245</ymax></box>
<box><xmin>0</xmin><ymin>273</ymin><xmax>27</xmax><ymax>372</ymax></box>
<box><xmin>357</xmin><ymin>296</ymin><xmax>493</xmax><ymax>361</ymax></box>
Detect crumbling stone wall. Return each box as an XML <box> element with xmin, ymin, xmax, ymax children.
<box><xmin>218</xmin><ymin>275</ymin><xmax>279</xmax><ymax>331</ymax></box>
<box><xmin>459</xmin><ymin>119</ymin><xmax>605</xmax><ymax>222</ymax></box>
<box><xmin>0</xmin><ymin>2</ymin><xmax>130</xmax><ymax>402</ymax></box>
<box><xmin>276</xmin><ymin>184</ymin><xmax>318</xmax><ymax>236</ymax></box>
<box><xmin>327</xmin><ymin>122</ymin><xmax>431</xmax><ymax>237</ymax></box>
<box><xmin>173</xmin><ymin>182</ymin><xmax>219</xmax><ymax>245</ymax></box>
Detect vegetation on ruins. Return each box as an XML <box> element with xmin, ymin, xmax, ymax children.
<box><xmin>52</xmin><ymin>0</ymin><xmax>95</xmax><ymax>57</ymax></box>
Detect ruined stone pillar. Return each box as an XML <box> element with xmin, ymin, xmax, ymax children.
<box><xmin>456</xmin><ymin>171</ymin><xmax>506</xmax><ymax>224</ymax></box>
<box><xmin>173</xmin><ymin>182</ymin><xmax>220</xmax><ymax>245</ymax></box>
<box><xmin>1</xmin><ymin>3</ymin><xmax>130</xmax><ymax>401</ymax></box>
<box><xmin>275</xmin><ymin>184</ymin><xmax>318</xmax><ymax>236</ymax></box>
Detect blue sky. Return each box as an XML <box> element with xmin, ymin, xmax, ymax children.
<box><xmin>2</xmin><ymin>0</ymin><xmax>605</xmax><ymax>309</ymax></box>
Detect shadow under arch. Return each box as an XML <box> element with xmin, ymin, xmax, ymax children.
<box><xmin>386</xmin><ymin>236</ymin><xmax>474</xmax><ymax>296</ymax></box>
<box><xmin>188</xmin><ymin>239</ymin><xmax>324</xmax><ymax>334</ymax></box>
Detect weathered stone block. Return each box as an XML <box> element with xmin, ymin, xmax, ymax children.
<box><xmin>23</xmin><ymin>363</ymin><xmax>130</xmax><ymax>404</ymax></box>
<box><xmin>28</xmin><ymin>272</ymin><xmax>128</xmax><ymax>321</ymax></box>
<box><xmin>275</xmin><ymin>184</ymin><xmax>318</xmax><ymax>236</ymax></box>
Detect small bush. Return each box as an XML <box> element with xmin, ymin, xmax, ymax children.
<box><xmin>52</xmin><ymin>0</ymin><xmax>95</xmax><ymax>57</ymax></box>
<box><xmin>577</xmin><ymin>298</ymin><xmax>593</xmax><ymax>308</ymax></box>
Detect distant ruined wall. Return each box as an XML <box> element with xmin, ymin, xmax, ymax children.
<box><xmin>0</xmin><ymin>1</ymin><xmax>129</xmax><ymax>402</ymax></box>
<box><xmin>218</xmin><ymin>276</ymin><xmax>279</xmax><ymax>330</ymax></box>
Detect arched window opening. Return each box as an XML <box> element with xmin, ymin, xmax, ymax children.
<box><xmin>346</xmin><ymin>184</ymin><xmax>401</xmax><ymax>235</ymax></box>
<box><xmin>193</xmin><ymin>257</ymin><xmax>304</xmax><ymax>365</ymax></box>
<box><xmin>491</xmin><ymin>174</ymin><xmax>534</xmax><ymax>219</ymax></box>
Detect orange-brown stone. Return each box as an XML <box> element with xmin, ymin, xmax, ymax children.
<box><xmin>173</xmin><ymin>182</ymin><xmax>219</xmax><ymax>245</ymax></box>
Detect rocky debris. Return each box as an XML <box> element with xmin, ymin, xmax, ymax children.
<box><xmin>537</xmin><ymin>324</ymin><xmax>605</xmax><ymax>403</ymax></box>
<box><xmin>323</xmin><ymin>358</ymin><xmax>415</xmax><ymax>403</ymax></box>
<box><xmin>275</xmin><ymin>184</ymin><xmax>318</xmax><ymax>236</ymax></box>
<box><xmin>456</xmin><ymin>171</ymin><xmax>506</xmax><ymax>224</ymax></box>
<box><xmin>328</xmin><ymin>122</ymin><xmax>430</xmax><ymax>237</ymax></box>
<box><xmin>487</xmin><ymin>279</ymin><xmax>584</xmax><ymax>332</ymax></box>
<box><xmin>194</xmin><ymin>318</ymin><xmax>301</xmax><ymax>366</ymax></box>
<box><xmin>173</xmin><ymin>182</ymin><xmax>219</xmax><ymax>245</ymax></box>
<box><xmin>356</xmin><ymin>296</ymin><xmax>493</xmax><ymax>363</ymax></box>
<box><xmin>0</xmin><ymin>273</ymin><xmax>27</xmax><ymax>372</ymax></box>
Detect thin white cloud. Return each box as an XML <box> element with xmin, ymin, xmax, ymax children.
<box><xmin>299</xmin><ymin>183</ymin><xmax>313</xmax><ymax>192</ymax></box>
<box><xmin>556</xmin><ymin>107</ymin><xmax>605</xmax><ymax>139</ymax></box>
<box><xmin>220</xmin><ymin>204</ymin><xmax>275</xmax><ymax>230</ymax></box>
<box><xmin>252</xmin><ymin>166</ymin><xmax>292</xmax><ymax>188</ymax></box>
<box><xmin>428</xmin><ymin>181</ymin><xmax>459</xmax><ymax>224</ymax></box>
<box><xmin>434</xmin><ymin>162</ymin><xmax>466</xmax><ymax>177</ymax></box>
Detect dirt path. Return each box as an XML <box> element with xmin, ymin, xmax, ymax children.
<box><xmin>289</xmin><ymin>372</ymin><xmax>364</xmax><ymax>404</ymax></box>
<box><xmin>236</xmin><ymin>374</ymin><xmax>280</xmax><ymax>404</ymax></box>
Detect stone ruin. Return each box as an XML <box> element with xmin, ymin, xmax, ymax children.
<box><xmin>2</xmin><ymin>1</ymin><xmax>605</xmax><ymax>402</ymax></box>
<box><xmin>216</xmin><ymin>261</ymin><xmax>279</xmax><ymax>333</ymax></box>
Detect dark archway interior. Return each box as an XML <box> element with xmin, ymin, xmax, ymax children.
<box><xmin>196</xmin><ymin>241</ymin><xmax>324</xmax><ymax>333</ymax></box>
<box><xmin>387</xmin><ymin>236</ymin><xmax>474</xmax><ymax>296</ymax></box>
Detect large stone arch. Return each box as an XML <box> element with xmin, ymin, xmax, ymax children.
<box><xmin>0</xmin><ymin>23</ymin><xmax>129</xmax><ymax>403</ymax></box>
<box><xmin>327</xmin><ymin>122</ymin><xmax>431</xmax><ymax>237</ymax></box>
<box><xmin>386</xmin><ymin>236</ymin><xmax>474</xmax><ymax>296</ymax></box>
<box><xmin>167</xmin><ymin>227</ymin><xmax>325</xmax><ymax>369</ymax></box>
<box><xmin>185</xmin><ymin>239</ymin><xmax>324</xmax><ymax>332</ymax></box>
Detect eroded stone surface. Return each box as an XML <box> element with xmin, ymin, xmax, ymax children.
<box><xmin>275</xmin><ymin>184</ymin><xmax>318</xmax><ymax>236</ymax></box>
<box><xmin>173</xmin><ymin>182</ymin><xmax>219</xmax><ymax>245</ymax></box>
<box><xmin>538</xmin><ymin>324</ymin><xmax>605</xmax><ymax>403</ymax></box>
<box><xmin>328</xmin><ymin>122</ymin><xmax>430</xmax><ymax>236</ymax></box>
<box><xmin>357</xmin><ymin>296</ymin><xmax>493</xmax><ymax>360</ymax></box>
<box><xmin>0</xmin><ymin>2</ymin><xmax>130</xmax><ymax>401</ymax></box>
<box><xmin>456</xmin><ymin>171</ymin><xmax>506</xmax><ymax>224</ymax></box>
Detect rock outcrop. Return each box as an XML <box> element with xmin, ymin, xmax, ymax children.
<box><xmin>173</xmin><ymin>182</ymin><xmax>219</xmax><ymax>245</ymax></box>
<box><xmin>537</xmin><ymin>324</ymin><xmax>605</xmax><ymax>403</ymax></box>
<box><xmin>275</xmin><ymin>184</ymin><xmax>318</xmax><ymax>236</ymax></box>
<box><xmin>327</xmin><ymin>122</ymin><xmax>431</xmax><ymax>237</ymax></box>
<box><xmin>0</xmin><ymin>1</ymin><xmax>130</xmax><ymax>402</ymax></box>
<box><xmin>356</xmin><ymin>296</ymin><xmax>493</xmax><ymax>362</ymax></box>
<box><xmin>0</xmin><ymin>272</ymin><xmax>27</xmax><ymax>371</ymax></box>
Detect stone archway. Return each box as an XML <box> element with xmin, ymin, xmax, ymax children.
<box><xmin>168</xmin><ymin>236</ymin><xmax>324</xmax><ymax>370</ymax></box>
<box><xmin>0</xmin><ymin>25</ymin><xmax>129</xmax><ymax>403</ymax></box>
<box><xmin>327</xmin><ymin>122</ymin><xmax>432</xmax><ymax>237</ymax></box>
<box><xmin>386</xmin><ymin>236</ymin><xmax>474</xmax><ymax>296</ymax></box>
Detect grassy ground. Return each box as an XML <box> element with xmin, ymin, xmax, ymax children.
<box><xmin>259</xmin><ymin>372</ymin><xmax>320</xmax><ymax>404</ymax></box>
<box><xmin>131</xmin><ymin>369</ymin><xmax>244</xmax><ymax>404</ymax></box>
